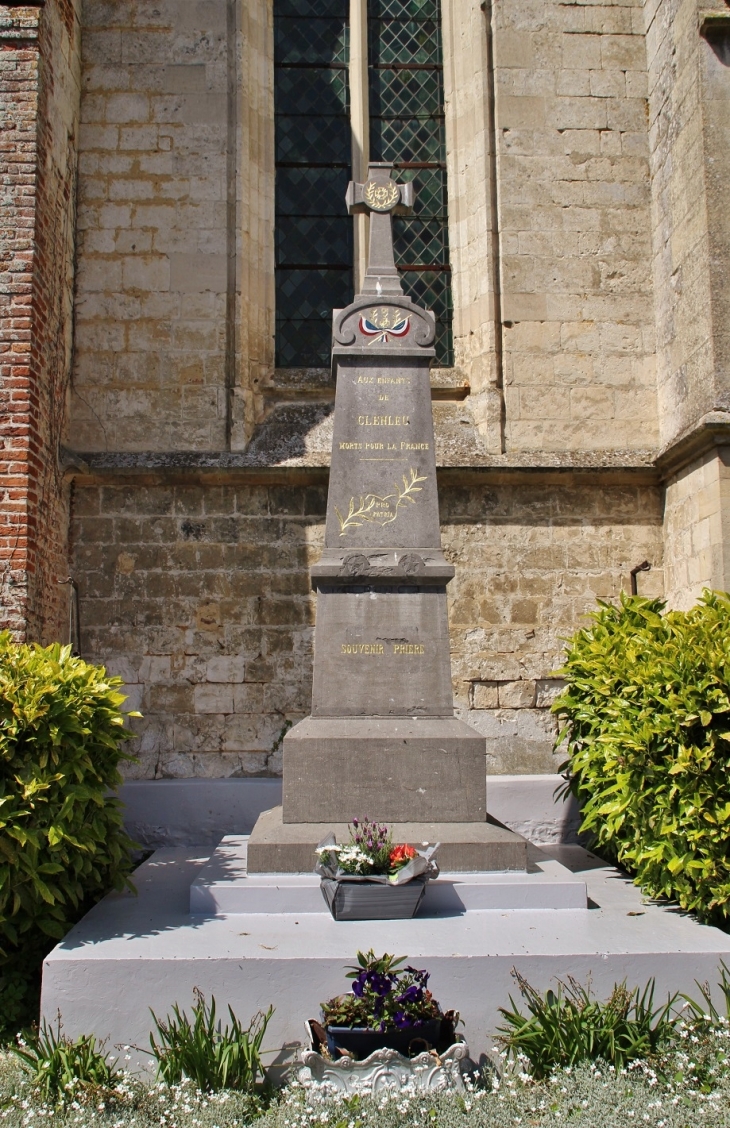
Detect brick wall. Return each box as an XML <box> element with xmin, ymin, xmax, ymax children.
<box><xmin>0</xmin><ymin>0</ymin><xmax>81</xmax><ymax>641</ymax></box>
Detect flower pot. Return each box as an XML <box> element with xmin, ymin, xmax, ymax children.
<box><xmin>320</xmin><ymin>875</ymin><xmax>427</xmax><ymax>921</ymax></box>
<box><xmin>325</xmin><ymin>1017</ymin><xmax>443</xmax><ymax>1061</ymax></box>
<box><xmin>301</xmin><ymin>1024</ymin><xmax>470</xmax><ymax>1093</ymax></box>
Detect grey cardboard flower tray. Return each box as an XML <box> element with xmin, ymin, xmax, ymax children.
<box><xmin>320</xmin><ymin>874</ymin><xmax>428</xmax><ymax>920</ymax></box>
<box><xmin>315</xmin><ymin>835</ymin><xmax>439</xmax><ymax>920</ymax></box>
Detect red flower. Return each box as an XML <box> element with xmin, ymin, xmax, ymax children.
<box><xmin>389</xmin><ymin>843</ymin><xmax>417</xmax><ymax>869</ymax></box>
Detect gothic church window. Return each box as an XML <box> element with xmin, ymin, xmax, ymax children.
<box><xmin>369</xmin><ymin>0</ymin><xmax>452</xmax><ymax>365</ymax></box>
<box><xmin>274</xmin><ymin>0</ymin><xmax>452</xmax><ymax>368</ymax></box>
<box><xmin>274</xmin><ymin>0</ymin><xmax>353</xmax><ymax>368</ymax></box>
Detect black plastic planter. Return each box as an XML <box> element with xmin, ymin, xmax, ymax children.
<box><xmin>325</xmin><ymin>1018</ymin><xmax>443</xmax><ymax>1060</ymax></box>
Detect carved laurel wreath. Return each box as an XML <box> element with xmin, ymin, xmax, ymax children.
<box><xmin>363</xmin><ymin>180</ymin><xmax>400</xmax><ymax>212</ymax></box>
<box><xmin>335</xmin><ymin>468</ymin><xmax>428</xmax><ymax>536</ymax></box>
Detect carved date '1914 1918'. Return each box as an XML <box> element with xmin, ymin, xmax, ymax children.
<box><xmin>335</xmin><ymin>468</ymin><xmax>428</xmax><ymax>536</ymax></box>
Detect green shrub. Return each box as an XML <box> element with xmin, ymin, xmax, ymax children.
<box><xmin>553</xmin><ymin>591</ymin><xmax>730</xmax><ymax>924</ymax></box>
<box><xmin>0</xmin><ymin>634</ymin><xmax>139</xmax><ymax>1034</ymax></box>
<box><xmin>149</xmin><ymin>990</ymin><xmax>273</xmax><ymax>1093</ymax></box>
<box><xmin>497</xmin><ymin>970</ymin><xmax>678</xmax><ymax>1078</ymax></box>
<box><xmin>10</xmin><ymin>1021</ymin><xmax>120</xmax><ymax>1105</ymax></box>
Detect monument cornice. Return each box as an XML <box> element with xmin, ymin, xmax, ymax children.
<box><xmin>67</xmin><ymin>449</ymin><xmax>660</xmax><ymax>487</ymax></box>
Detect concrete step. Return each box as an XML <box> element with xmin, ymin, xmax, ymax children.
<box><xmin>189</xmin><ymin>835</ymin><xmax>589</xmax><ymax>914</ymax></box>
<box><xmin>41</xmin><ymin>844</ymin><xmax>730</xmax><ymax>1075</ymax></box>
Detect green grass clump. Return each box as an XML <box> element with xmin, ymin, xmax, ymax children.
<box><xmin>554</xmin><ymin>590</ymin><xmax>730</xmax><ymax>925</ymax></box>
<box><xmin>149</xmin><ymin>990</ymin><xmax>273</xmax><ymax>1094</ymax></box>
<box><xmin>496</xmin><ymin>970</ymin><xmax>678</xmax><ymax>1078</ymax></box>
<box><xmin>9</xmin><ymin>1021</ymin><xmax>120</xmax><ymax>1105</ymax></box>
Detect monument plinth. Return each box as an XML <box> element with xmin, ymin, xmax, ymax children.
<box><xmin>249</xmin><ymin>164</ymin><xmax>526</xmax><ymax>871</ymax></box>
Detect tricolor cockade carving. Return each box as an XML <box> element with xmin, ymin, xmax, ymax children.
<box><xmin>359</xmin><ymin>306</ymin><xmax>410</xmax><ymax>344</ymax></box>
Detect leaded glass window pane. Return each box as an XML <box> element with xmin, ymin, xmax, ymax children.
<box><xmin>368</xmin><ymin>19</ymin><xmax>441</xmax><ymax>66</ymax></box>
<box><xmin>275</xmin><ymin>0</ymin><xmax>347</xmax><ymax>16</ymax></box>
<box><xmin>401</xmin><ymin>268</ymin><xmax>453</xmax><ymax>361</ymax></box>
<box><xmin>274</xmin><ymin>1</ymin><xmax>352</xmax><ymax>368</ymax></box>
<box><xmin>276</xmin><ymin>167</ymin><xmax>351</xmax><ymax>218</ymax></box>
<box><xmin>275</xmin><ymin>18</ymin><xmax>348</xmax><ymax>66</ymax></box>
<box><xmin>370</xmin><ymin>0</ymin><xmax>439</xmax><ymax>18</ymax></box>
<box><xmin>393</xmin><ymin>217</ymin><xmax>448</xmax><ymax>265</ymax></box>
<box><xmin>368</xmin><ymin>0</ymin><xmax>452</xmax><ymax>365</ymax></box>
<box><xmin>371</xmin><ymin>117</ymin><xmax>445</xmax><ymax>164</ymax></box>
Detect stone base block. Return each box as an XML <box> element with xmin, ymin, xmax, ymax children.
<box><xmin>283</xmin><ymin>715</ymin><xmax>486</xmax><ymax>823</ymax></box>
<box><xmin>247</xmin><ymin>805</ymin><xmax>527</xmax><ymax>873</ymax></box>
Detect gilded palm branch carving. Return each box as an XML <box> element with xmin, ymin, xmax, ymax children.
<box><xmin>335</xmin><ymin>469</ymin><xmax>428</xmax><ymax>536</ymax></box>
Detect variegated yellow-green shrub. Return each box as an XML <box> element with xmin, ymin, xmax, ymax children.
<box><xmin>0</xmin><ymin>634</ymin><xmax>139</xmax><ymax>1034</ymax></box>
<box><xmin>553</xmin><ymin>591</ymin><xmax>730</xmax><ymax>927</ymax></box>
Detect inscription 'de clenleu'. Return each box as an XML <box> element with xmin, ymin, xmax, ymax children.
<box><xmin>335</xmin><ymin>345</ymin><xmax>431</xmax><ymax>535</ymax></box>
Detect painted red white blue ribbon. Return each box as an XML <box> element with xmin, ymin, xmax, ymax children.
<box><xmin>359</xmin><ymin>315</ymin><xmax>410</xmax><ymax>344</ymax></box>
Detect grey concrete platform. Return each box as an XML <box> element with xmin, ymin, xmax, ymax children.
<box><xmin>190</xmin><ymin>835</ymin><xmax>588</xmax><ymax>914</ymax></box>
<box><xmin>42</xmin><ymin>844</ymin><xmax>730</xmax><ymax>1074</ymax></box>
<box><xmin>248</xmin><ymin>805</ymin><xmax>528</xmax><ymax>873</ymax></box>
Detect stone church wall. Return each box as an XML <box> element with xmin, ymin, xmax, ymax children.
<box><xmin>490</xmin><ymin>0</ymin><xmax>658</xmax><ymax>455</ymax></box>
<box><xmin>4</xmin><ymin>0</ymin><xmax>726</xmax><ymax>778</ymax></box>
<box><xmin>646</xmin><ymin>0</ymin><xmax>730</xmax><ymax>449</ymax></box>
<box><xmin>61</xmin><ymin>0</ymin><xmax>679</xmax><ymax>780</ymax></box>
<box><xmin>70</xmin><ymin>474</ymin><xmax>663</xmax><ymax>780</ymax></box>
<box><xmin>71</xmin><ymin>0</ymin><xmax>233</xmax><ymax>452</ymax></box>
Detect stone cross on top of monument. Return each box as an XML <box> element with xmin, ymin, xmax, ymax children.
<box><xmin>346</xmin><ymin>161</ymin><xmax>414</xmax><ymax>298</ymax></box>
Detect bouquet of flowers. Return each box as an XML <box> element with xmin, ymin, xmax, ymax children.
<box><xmin>314</xmin><ymin>817</ymin><xmax>439</xmax><ymax>886</ymax></box>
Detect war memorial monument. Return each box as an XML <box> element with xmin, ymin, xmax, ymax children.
<box><xmin>247</xmin><ymin>162</ymin><xmax>526</xmax><ymax>873</ymax></box>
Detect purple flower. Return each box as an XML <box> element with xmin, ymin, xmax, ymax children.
<box><xmin>396</xmin><ymin>985</ymin><xmax>423</xmax><ymax>1005</ymax></box>
<box><xmin>367</xmin><ymin>972</ymin><xmax>393</xmax><ymax>996</ymax></box>
<box><xmin>393</xmin><ymin>1011</ymin><xmax>414</xmax><ymax>1029</ymax></box>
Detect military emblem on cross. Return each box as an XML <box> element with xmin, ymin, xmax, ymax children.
<box><xmin>362</xmin><ymin>179</ymin><xmax>401</xmax><ymax>212</ymax></box>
